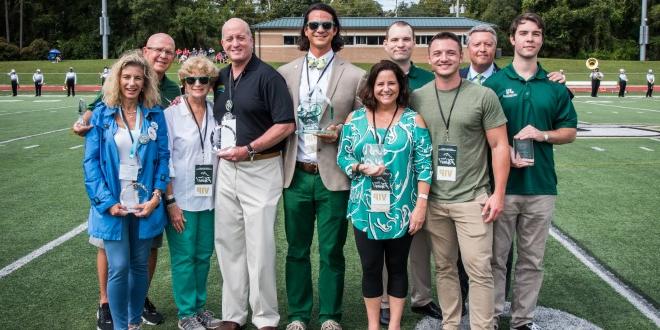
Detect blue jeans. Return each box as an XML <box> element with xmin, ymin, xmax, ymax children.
<box><xmin>104</xmin><ymin>215</ymin><xmax>153</xmax><ymax>330</ymax></box>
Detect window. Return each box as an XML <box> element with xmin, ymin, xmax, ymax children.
<box><xmin>416</xmin><ymin>35</ymin><xmax>433</xmax><ymax>45</ymax></box>
<box><xmin>283</xmin><ymin>36</ymin><xmax>299</xmax><ymax>45</ymax></box>
<box><xmin>355</xmin><ymin>35</ymin><xmax>384</xmax><ymax>45</ymax></box>
<box><xmin>343</xmin><ymin>35</ymin><xmax>354</xmax><ymax>45</ymax></box>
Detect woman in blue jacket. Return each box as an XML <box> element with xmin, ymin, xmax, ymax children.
<box><xmin>83</xmin><ymin>50</ymin><xmax>170</xmax><ymax>330</ymax></box>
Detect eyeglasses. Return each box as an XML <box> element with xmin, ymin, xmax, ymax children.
<box><xmin>184</xmin><ymin>76</ymin><xmax>210</xmax><ymax>85</ymax></box>
<box><xmin>145</xmin><ymin>46</ymin><xmax>175</xmax><ymax>57</ymax></box>
<box><xmin>307</xmin><ymin>21</ymin><xmax>334</xmax><ymax>31</ymax></box>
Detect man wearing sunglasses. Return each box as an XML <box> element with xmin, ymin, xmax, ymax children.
<box><xmin>212</xmin><ymin>18</ymin><xmax>295</xmax><ymax>330</ymax></box>
<box><xmin>277</xmin><ymin>4</ymin><xmax>365</xmax><ymax>330</ymax></box>
<box><xmin>71</xmin><ymin>32</ymin><xmax>180</xmax><ymax>330</ymax></box>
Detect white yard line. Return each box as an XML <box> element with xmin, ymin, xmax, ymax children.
<box><xmin>69</xmin><ymin>144</ymin><xmax>83</xmax><ymax>150</ymax></box>
<box><xmin>23</xmin><ymin>145</ymin><xmax>39</xmax><ymax>149</ymax></box>
<box><xmin>0</xmin><ymin>223</ymin><xmax>87</xmax><ymax>279</ymax></box>
<box><xmin>550</xmin><ymin>226</ymin><xmax>660</xmax><ymax>327</ymax></box>
<box><xmin>0</xmin><ymin>105</ymin><xmax>71</xmax><ymax>116</ymax></box>
<box><xmin>573</xmin><ymin>101</ymin><xmax>660</xmax><ymax>113</ymax></box>
<box><xmin>0</xmin><ymin>128</ymin><xmax>69</xmax><ymax>145</ymax></box>
<box><xmin>591</xmin><ymin>147</ymin><xmax>605</xmax><ymax>151</ymax></box>
<box><xmin>639</xmin><ymin>147</ymin><xmax>654</xmax><ymax>151</ymax></box>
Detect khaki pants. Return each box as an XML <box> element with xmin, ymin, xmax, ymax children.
<box><xmin>492</xmin><ymin>195</ymin><xmax>556</xmax><ymax>328</ymax></box>
<box><xmin>425</xmin><ymin>194</ymin><xmax>493</xmax><ymax>330</ymax></box>
<box><xmin>214</xmin><ymin>157</ymin><xmax>283</xmax><ymax>328</ymax></box>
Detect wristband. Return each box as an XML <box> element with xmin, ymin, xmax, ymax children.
<box><xmin>418</xmin><ymin>193</ymin><xmax>429</xmax><ymax>200</ymax></box>
<box><xmin>165</xmin><ymin>197</ymin><xmax>176</xmax><ymax>206</ymax></box>
<box><xmin>166</xmin><ymin>194</ymin><xmax>175</xmax><ymax>200</ymax></box>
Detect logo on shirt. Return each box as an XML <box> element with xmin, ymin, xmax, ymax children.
<box><xmin>216</xmin><ymin>84</ymin><xmax>225</xmax><ymax>93</ymax></box>
<box><xmin>503</xmin><ymin>88</ymin><xmax>518</xmax><ymax>98</ymax></box>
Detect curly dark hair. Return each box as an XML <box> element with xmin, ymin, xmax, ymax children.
<box><xmin>298</xmin><ymin>3</ymin><xmax>344</xmax><ymax>52</ymax></box>
<box><xmin>359</xmin><ymin>60</ymin><xmax>410</xmax><ymax>111</ymax></box>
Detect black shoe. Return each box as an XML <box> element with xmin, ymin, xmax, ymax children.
<box><xmin>411</xmin><ymin>301</ymin><xmax>442</xmax><ymax>319</ymax></box>
<box><xmin>512</xmin><ymin>322</ymin><xmax>541</xmax><ymax>330</ymax></box>
<box><xmin>142</xmin><ymin>297</ymin><xmax>164</xmax><ymax>325</ymax></box>
<box><xmin>97</xmin><ymin>303</ymin><xmax>113</xmax><ymax>330</ymax></box>
<box><xmin>379</xmin><ymin>308</ymin><xmax>390</xmax><ymax>326</ymax></box>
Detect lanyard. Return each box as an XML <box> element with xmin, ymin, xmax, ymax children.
<box><xmin>434</xmin><ymin>81</ymin><xmax>462</xmax><ymax>141</ymax></box>
<box><xmin>226</xmin><ymin>68</ymin><xmax>243</xmax><ymax>114</ymax></box>
<box><xmin>119</xmin><ymin>106</ymin><xmax>142</xmax><ymax>159</ymax></box>
<box><xmin>371</xmin><ymin>107</ymin><xmax>398</xmax><ymax>145</ymax></box>
<box><xmin>305</xmin><ymin>54</ymin><xmax>335</xmax><ymax>99</ymax></box>
<box><xmin>183</xmin><ymin>96</ymin><xmax>209</xmax><ymax>154</ymax></box>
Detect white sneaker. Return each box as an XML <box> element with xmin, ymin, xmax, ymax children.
<box><xmin>320</xmin><ymin>320</ymin><xmax>342</xmax><ymax>330</ymax></box>
<box><xmin>285</xmin><ymin>320</ymin><xmax>306</xmax><ymax>330</ymax></box>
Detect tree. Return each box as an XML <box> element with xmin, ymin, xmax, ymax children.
<box><xmin>332</xmin><ymin>0</ymin><xmax>383</xmax><ymax>17</ymax></box>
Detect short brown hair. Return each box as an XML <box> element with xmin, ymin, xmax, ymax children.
<box><xmin>359</xmin><ymin>60</ymin><xmax>409</xmax><ymax>110</ymax></box>
<box><xmin>386</xmin><ymin>21</ymin><xmax>415</xmax><ymax>39</ymax></box>
<box><xmin>428</xmin><ymin>32</ymin><xmax>462</xmax><ymax>54</ymax></box>
<box><xmin>510</xmin><ymin>12</ymin><xmax>544</xmax><ymax>38</ymax></box>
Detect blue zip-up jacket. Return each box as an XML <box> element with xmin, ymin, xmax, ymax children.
<box><xmin>83</xmin><ymin>102</ymin><xmax>170</xmax><ymax>240</ymax></box>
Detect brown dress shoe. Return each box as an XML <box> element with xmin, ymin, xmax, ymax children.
<box><xmin>219</xmin><ymin>321</ymin><xmax>242</xmax><ymax>330</ymax></box>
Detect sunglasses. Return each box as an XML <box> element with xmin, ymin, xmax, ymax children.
<box><xmin>307</xmin><ymin>21</ymin><xmax>334</xmax><ymax>31</ymax></box>
<box><xmin>145</xmin><ymin>46</ymin><xmax>175</xmax><ymax>57</ymax></box>
<box><xmin>184</xmin><ymin>76</ymin><xmax>210</xmax><ymax>85</ymax></box>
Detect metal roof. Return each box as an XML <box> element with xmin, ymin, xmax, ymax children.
<box><xmin>254</xmin><ymin>17</ymin><xmax>493</xmax><ymax>30</ymax></box>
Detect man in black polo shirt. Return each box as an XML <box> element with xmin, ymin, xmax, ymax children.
<box><xmin>212</xmin><ymin>18</ymin><xmax>295</xmax><ymax>330</ymax></box>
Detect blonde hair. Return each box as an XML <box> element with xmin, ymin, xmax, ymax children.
<box><xmin>102</xmin><ymin>50</ymin><xmax>160</xmax><ymax>109</ymax></box>
<box><xmin>178</xmin><ymin>56</ymin><xmax>219</xmax><ymax>84</ymax></box>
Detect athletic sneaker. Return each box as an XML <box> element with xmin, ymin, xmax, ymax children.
<box><xmin>512</xmin><ymin>322</ymin><xmax>542</xmax><ymax>330</ymax></box>
<box><xmin>96</xmin><ymin>303</ymin><xmax>113</xmax><ymax>330</ymax></box>
<box><xmin>142</xmin><ymin>297</ymin><xmax>165</xmax><ymax>325</ymax></box>
<box><xmin>178</xmin><ymin>316</ymin><xmax>205</xmax><ymax>330</ymax></box>
<box><xmin>128</xmin><ymin>323</ymin><xmax>143</xmax><ymax>330</ymax></box>
<box><xmin>196</xmin><ymin>310</ymin><xmax>222</xmax><ymax>329</ymax></box>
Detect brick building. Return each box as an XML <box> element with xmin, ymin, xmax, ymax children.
<box><xmin>253</xmin><ymin>17</ymin><xmax>494</xmax><ymax>64</ymax></box>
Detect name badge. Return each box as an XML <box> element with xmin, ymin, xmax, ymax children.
<box><xmin>437</xmin><ymin>144</ymin><xmax>457</xmax><ymax>182</ymax></box>
<box><xmin>119</xmin><ymin>163</ymin><xmax>139</xmax><ymax>181</ymax></box>
<box><xmin>220</xmin><ymin>118</ymin><xmax>237</xmax><ymax>150</ymax></box>
<box><xmin>303</xmin><ymin>134</ymin><xmax>317</xmax><ymax>156</ymax></box>
<box><xmin>370</xmin><ymin>171</ymin><xmax>391</xmax><ymax>212</ymax></box>
<box><xmin>194</xmin><ymin>164</ymin><xmax>213</xmax><ymax>197</ymax></box>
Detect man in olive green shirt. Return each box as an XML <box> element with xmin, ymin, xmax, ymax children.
<box><xmin>379</xmin><ymin>20</ymin><xmax>440</xmax><ymax>325</ymax></box>
<box><xmin>483</xmin><ymin>13</ymin><xmax>577</xmax><ymax>330</ymax></box>
<box><xmin>411</xmin><ymin>32</ymin><xmax>509</xmax><ymax>330</ymax></box>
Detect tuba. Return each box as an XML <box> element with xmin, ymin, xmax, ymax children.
<box><xmin>586</xmin><ymin>58</ymin><xmax>599</xmax><ymax>70</ymax></box>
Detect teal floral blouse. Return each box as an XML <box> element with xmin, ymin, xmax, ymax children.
<box><xmin>337</xmin><ymin>107</ymin><xmax>433</xmax><ymax>240</ymax></box>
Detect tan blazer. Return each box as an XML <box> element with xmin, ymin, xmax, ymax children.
<box><xmin>278</xmin><ymin>55</ymin><xmax>365</xmax><ymax>191</ymax></box>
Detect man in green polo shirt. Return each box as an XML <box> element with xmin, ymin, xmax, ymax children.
<box><xmin>483</xmin><ymin>13</ymin><xmax>577</xmax><ymax>330</ymax></box>
<box><xmin>379</xmin><ymin>20</ymin><xmax>440</xmax><ymax>326</ymax></box>
<box><xmin>72</xmin><ymin>33</ymin><xmax>180</xmax><ymax>329</ymax></box>
<box><xmin>412</xmin><ymin>32</ymin><xmax>510</xmax><ymax>330</ymax></box>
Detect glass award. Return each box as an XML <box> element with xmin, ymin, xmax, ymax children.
<box><xmin>120</xmin><ymin>182</ymin><xmax>149</xmax><ymax>213</ymax></box>
<box><xmin>210</xmin><ymin>123</ymin><xmax>236</xmax><ymax>155</ymax></box>
<box><xmin>363</xmin><ymin>144</ymin><xmax>385</xmax><ymax>166</ymax></box>
<box><xmin>513</xmin><ymin>138</ymin><xmax>534</xmax><ymax>164</ymax></box>
<box><xmin>297</xmin><ymin>91</ymin><xmax>334</xmax><ymax>135</ymax></box>
<box><xmin>76</xmin><ymin>98</ymin><xmax>88</xmax><ymax>126</ymax></box>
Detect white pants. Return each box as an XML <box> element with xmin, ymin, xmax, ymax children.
<box><xmin>214</xmin><ymin>156</ymin><xmax>283</xmax><ymax>328</ymax></box>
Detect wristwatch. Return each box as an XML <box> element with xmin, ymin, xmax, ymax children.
<box><xmin>543</xmin><ymin>133</ymin><xmax>549</xmax><ymax>142</ymax></box>
<box><xmin>246</xmin><ymin>143</ymin><xmax>257</xmax><ymax>161</ymax></box>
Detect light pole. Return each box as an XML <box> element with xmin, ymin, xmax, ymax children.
<box><xmin>640</xmin><ymin>0</ymin><xmax>649</xmax><ymax>61</ymax></box>
<box><xmin>447</xmin><ymin>0</ymin><xmax>465</xmax><ymax>18</ymax></box>
<box><xmin>100</xmin><ymin>0</ymin><xmax>109</xmax><ymax>59</ymax></box>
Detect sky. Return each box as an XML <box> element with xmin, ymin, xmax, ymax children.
<box><xmin>376</xmin><ymin>0</ymin><xmax>420</xmax><ymax>11</ymax></box>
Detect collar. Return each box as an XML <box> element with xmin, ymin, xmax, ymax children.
<box><xmin>103</xmin><ymin>103</ymin><xmax>157</xmax><ymax>117</ymax></box>
<box><xmin>468</xmin><ymin>63</ymin><xmax>495</xmax><ymax>81</ymax></box>
<box><xmin>408</xmin><ymin>62</ymin><xmax>421</xmax><ymax>79</ymax></box>
<box><xmin>229</xmin><ymin>53</ymin><xmax>260</xmax><ymax>75</ymax></box>
<box><xmin>503</xmin><ymin>62</ymin><xmax>547</xmax><ymax>81</ymax></box>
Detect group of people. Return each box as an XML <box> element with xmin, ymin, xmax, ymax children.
<box><xmin>75</xmin><ymin>5</ymin><xmax>579</xmax><ymax>330</ymax></box>
<box><xmin>5</xmin><ymin>67</ymin><xmax>78</xmax><ymax>96</ymax></box>
<box><xmin>589</xmin><ymin>67</ymin><xmax>655</xmax><ymax>97</ymax></box>
<box><xmin>176</xmin><ymin>47</ymin><xmax>226</xmax><ymax>64</ymax></box>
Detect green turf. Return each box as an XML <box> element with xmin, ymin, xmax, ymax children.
<box><xmin>0</xmin><ymin>94</ymin><xmax>658</xmax><ymax>329</ymax></box>
<box><xmin>554</xmin><ymin>138</ymin><xmax>660</xmax><ymax>306</ymax></box>
<box><xmin>571</xmin><ymin>97</ymin><xmax>660</xmax><ymax>125</ymax></box>
<box><xmin>1</xmin><ymin>57</ymin><xmax>659</xmax><ymax>85</ymax></box>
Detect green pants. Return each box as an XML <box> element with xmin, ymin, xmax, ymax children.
<box><xmin>283</xmin><ymin>168</ymin><xmax>349</xmax><ymax>324</ymax></box>
<box><xmin>165</xmin><ymin>209</ymin><xmax>215</xmax><ymax>319</ymax></box>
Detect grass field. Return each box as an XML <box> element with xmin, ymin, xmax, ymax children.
<box><xmin>1</xmin><ymin>57</ymin><xmax>659</xmax><ymax>86</ymax></box>
<box><xmin>0</xmin><ymin>93</ymin><xmax>658</xmax><ymax>329</ymax></box>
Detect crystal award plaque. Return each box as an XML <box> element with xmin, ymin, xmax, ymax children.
<box><xmin>363</xmin><ymin>144</ymin><xmax>385</xmax><ymax>166</ymax></box>
<box><xmin>120</xmin><ymin>182</ymin><xmax>149</xmax><ymax>213</ymax></box>
<box><xmin>210</xmin><ymin>122</ymin><xmax>236</xmax><ymax>154</ymax></box>
<box><xmin>76</xmin><ymin>98</ymin><xmax>88</xmax><ymax>126</ymax></box>
<box><xmin>513</xmin><ymin>138</ymin><xmax>534</xmax><ymax>165</ymax></box>
<box><xmin>296</xmin><ymin>91</ymin><xmax>334</xmax><ymax>135</ymax></box>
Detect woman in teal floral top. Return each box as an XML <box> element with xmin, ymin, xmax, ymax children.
<box><xmin>337</xmin><ymin>60</ymin><xmax>432</xmax><ymax>330</ymax></box>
